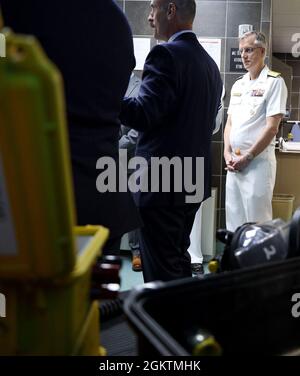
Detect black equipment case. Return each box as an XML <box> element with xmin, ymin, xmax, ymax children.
<box><xmin>124</xmin><ymin>258</ymin><xmax>300</xmax><ymax>355</ymax></box>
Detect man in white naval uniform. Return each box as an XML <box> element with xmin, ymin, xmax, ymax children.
<box><xmin>224</xmin><ymin>31</ymin><xmax>287</xmax><ymax>232</ymax></box>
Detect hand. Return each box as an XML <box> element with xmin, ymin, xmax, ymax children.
<box><xmin>231</xmin><ymin>154</ymin><xmax>250</xmax><ymax>172</ymax></box>
<box><xmin>224</xmin><ymin>152</ymin><xmax>236</xmax><ymax>172</ymax></box>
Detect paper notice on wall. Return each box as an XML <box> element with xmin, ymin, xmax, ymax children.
<box><xmin>133</xmin><ymin>37</ymin><xmax>151</xmax><ymax>70</ymax></box>
<box><xmin>0</xmin><ymin>154</ymin><xmax>18</xmax><ymax>255</ymax></box>
<box><xmin>198</xmin><ymin>38</ymin><xmax>222</xmax><ymax>70</ymax></box>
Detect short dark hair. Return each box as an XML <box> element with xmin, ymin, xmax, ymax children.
<box><xmin>163</xmin><ymin>0</ymin><xmax>196</xmax><ymax>23</ymax></box>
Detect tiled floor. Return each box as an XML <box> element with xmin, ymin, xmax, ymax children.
<box><xmin>119</xmin><ymin>252</ymin><xmax>213</xmax><ymax>291</ymax></box>
<box><xmin>119</xmin><ymin>234</ymin><xmax>224</xmax><ymax>291</ymax></box>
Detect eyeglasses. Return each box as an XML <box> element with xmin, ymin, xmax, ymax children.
<box><xmin>239</xmin><ymin>47</ymin><xmax>262</xmax><ymax>55</ymax></box>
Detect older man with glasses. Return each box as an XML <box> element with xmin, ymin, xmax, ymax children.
<box><xmin>224</xmin><ymin>31</ymin><xmax>288</xmax><ymax>231</ymax></box>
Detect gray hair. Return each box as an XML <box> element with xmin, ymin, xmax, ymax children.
<box><xmin>239</xmin><ymin>31</ymin><xmax>267</xmax><ymax>49</ymax></box>
<box><xmin>162</xmin><ymin>0</ymin><xmax>196</xmax><ymax>23</ymax></box>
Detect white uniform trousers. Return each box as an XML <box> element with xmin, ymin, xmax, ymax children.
<box><xmin>187</xmin><ymin>203</ymin><xmax>204</xmax><ymax>264</ymax></box>
<box><xmin>226</xmin><ymin>148</ymin><xmax>276</xmax><ymax>232</ymax></box>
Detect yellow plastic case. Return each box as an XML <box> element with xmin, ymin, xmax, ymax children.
<box><xmin>0</xmin><ymin>31</ymin><xmax>78</xmax><ymax>279</ymax></box>
<box><xmin>0</xmin><ymin>225</ymin><xmax>109</xmax><ymax>355</ymax></box>
<box><xmin>72</xmin><ymin>301</ymin><xmax>106</xmax><ymax>356</ymax></box>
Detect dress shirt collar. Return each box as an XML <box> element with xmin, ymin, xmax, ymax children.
<box><xmin>245</xmin><ymin>65</ymin><xmax>269</xmax><ymax>82</ymax></box>
<box><xmin>168</xmin><ymin>30</ymin><xmax>195</xmax><ymax>42</ymax></box>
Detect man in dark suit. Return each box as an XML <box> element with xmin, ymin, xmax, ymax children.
<box><xmin>1</xmin><ymin>0</ymin><xmax>141</xmax><ymax>254</ymax></box>
<box><xmin>120</xmin><ymin>0</ymin><xmax>223</xmax><ymax>282</ymax></box>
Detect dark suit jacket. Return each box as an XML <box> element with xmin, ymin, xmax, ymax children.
<box><xmin>120</xmin><ymin>32</ymin><xmax>223</xmax><ymax>207</ymax></box>
<box><xmin>1</xmin><ymin>0</ymin><xmax>141</xmax><ymax>237</ymax></box>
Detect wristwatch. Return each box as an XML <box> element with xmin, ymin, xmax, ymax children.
<box><xmin>245</xmin><ymin>152</ymin><xmax>254</xmax><ymax>161</ymax></box>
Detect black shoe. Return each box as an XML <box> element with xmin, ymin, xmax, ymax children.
<box><xmin>191</xmin><ymin>263</ymin><xmax>204</xmax><ymax>275</ymax></box>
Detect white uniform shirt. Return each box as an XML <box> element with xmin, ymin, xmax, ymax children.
<box><xmin>228</xmin><ymin>65</ymin><xmax>287</xmax><ymax>154</ymax></box>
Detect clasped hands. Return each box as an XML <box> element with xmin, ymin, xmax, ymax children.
<box><xmin>224</xmin><ymin>152</ymin><xmax>250</xmax><ymax>172</ymax></box>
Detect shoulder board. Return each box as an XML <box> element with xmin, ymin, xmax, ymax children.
<box><xmin>268</xmin><ymin>70</ymin><xmax>281</xmax><ymax>78</ymax></box>
<box><xmin>236</xmin><ymin>75</ymin><xmax>243</xmax><ymax>81</ymax></box>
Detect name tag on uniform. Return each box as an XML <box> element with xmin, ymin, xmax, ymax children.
<box><xmin>232</xmin><ymin>92</ymin><xmax>242</xmax><ymax>97</ymax></box>
<box><xmin>251</xmin><ymin>89</ymin><xmax>265</xmax><ymax>97</ymax></box>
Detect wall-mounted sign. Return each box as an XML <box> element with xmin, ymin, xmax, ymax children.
<box><xmin>230</xmin><ymin>48</ymin><xmax>246</xmax><ymax>73</ymax></box>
